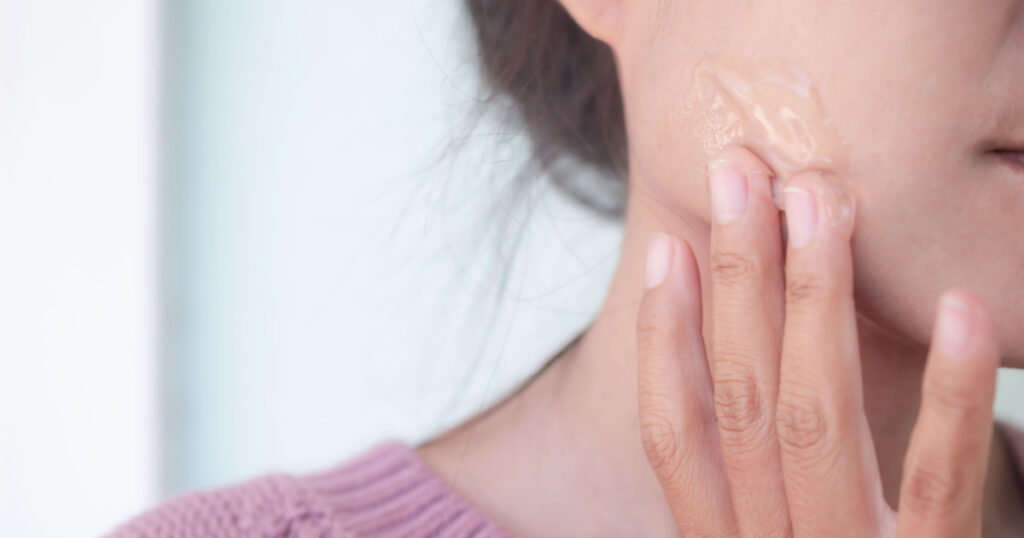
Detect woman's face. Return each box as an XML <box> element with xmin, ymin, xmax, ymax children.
<box><xmin>611</xmin><ymin>1</ymin><xmax>1024</xmax><ymax>365</ymax></box>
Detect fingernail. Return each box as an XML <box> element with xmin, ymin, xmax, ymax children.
<box><xmin>784</xmin><ymin>186</ymin><xmax>818</xmax><ymax>248</ymax></box>
<box><xmin>936</xmin><ymin>294</ymin><xmax>972</xmax><ymax>358</ymax></box>
<box><xmin>709</xmin><ymin>160</ymin><xmax>748</xmax><ymax>224</ymax></box>
<box><xmin>646</xmin><ymin>233</ymin><xmax>674</xmax><ymax>289</ymax></box>
<box><xmin>818</xmin><ymin>183</ymin><xmax>857</xmax><ymax>231</ymax></box>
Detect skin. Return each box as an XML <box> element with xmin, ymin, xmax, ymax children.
<box><xmin>638</xmin><ymin>150</ymin><xmax>1004</xmax><ymax>537</ymax></box>
<box><xmin>419</xmin><ymin>1</ymin><xmax>1024</xmax><ymax>536</ymax></box>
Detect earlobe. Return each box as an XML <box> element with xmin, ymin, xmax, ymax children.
<box><xmin>559</xmin><ymin>0</ymin><xmax>623</xmax><ymax>45</ymax></box>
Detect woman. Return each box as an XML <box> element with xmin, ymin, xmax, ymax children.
<box><xmin>110</xmin><ymin>0</ymin><xmax>1024</xmax><ymax>536</ymax></box>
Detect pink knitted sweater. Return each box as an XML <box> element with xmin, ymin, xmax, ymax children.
<box><xmin>106</xmin><ymin>440</ymin><xmax>512</xmax><ymax>538</ymax></box>
<box><xmin>108</xmin><ymin>422</ymin><xmax>1024</xmax><ymax>537</ymax></box>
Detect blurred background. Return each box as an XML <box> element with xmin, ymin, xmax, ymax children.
<box><xmin>0</xmin><ymin>2</ymin><xmax>1021</xmax><ymax>537</ymax></box>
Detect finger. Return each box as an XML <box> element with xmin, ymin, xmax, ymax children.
<box><xmin>897</xmin><ymin>289</ymin><xmax>999</xmax><ymax>538</ymax></box>
<box><xmin>775</xmin><ymin>171</ymin><xmax>888</xmax><ymax>536</ymax></box>
<box><xmin>637</xmin><ymin>232</ymin><xmax>737</xmax><ymax>537</ymax></box>
<box><xmin>706</xmin><ymin>147</ymin><xmax>791</xmax><ymax>536</ymax></box>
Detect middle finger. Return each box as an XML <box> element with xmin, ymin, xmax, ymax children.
<box><xmin>775</xmin><ymin>170</ymin><xmax>886</xmax><ymax>536</ymax></box>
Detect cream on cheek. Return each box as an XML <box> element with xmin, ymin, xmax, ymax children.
<box><xmin>685</xmin><ymin>54</ymin><xmax>856</xmax><ymax>229</ymax></box>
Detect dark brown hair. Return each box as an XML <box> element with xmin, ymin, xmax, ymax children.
<box><xmin>465</xmin><ymin>0</ymin><xmax>628</xmax><ymax>219</ymax></box>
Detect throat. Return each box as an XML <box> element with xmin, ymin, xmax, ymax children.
<box><xmin>416</xmin><ymin>328</ymin><xmax>681</xmax><ymax>537</ymax></box>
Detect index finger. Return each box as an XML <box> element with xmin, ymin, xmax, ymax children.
<box><xmin>774</xmin><ymin>171</ymin><xmax>889</xmax><ymax>535</ymax></box>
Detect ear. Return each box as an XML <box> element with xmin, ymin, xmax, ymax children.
<box><xmin>559</xmin><ymin>0</ymin><xmax>624</xmax><ymax>45</ymax></box>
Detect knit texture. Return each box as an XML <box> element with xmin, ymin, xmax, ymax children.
<box><xmin>108</xmin><ymin>422</ymin><xmax>1024</xmax><ymax>537</ymax></box>
<box><xmin>106</xmin><ymin>440</ymin><xmax>512</xmax><ymax>538</ymax></box>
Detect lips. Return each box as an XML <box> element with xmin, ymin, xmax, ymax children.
<box><xmin>981</xmin><ymin>133</ymin><xmax>1024</xmax><ymax>171</ymax></box>
<box><xmin>990</xmin><ymin>148</ymin><xmax>1024</xmax><ymax>170</ymax></box>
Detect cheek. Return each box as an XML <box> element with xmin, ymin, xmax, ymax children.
<box><xmin>811</xmin><ymin>21</ymin><xmax>1024</xmax><ymax>360</ymax></box>
<box><xmin>851</xmin><ymin>160</ymin><xmax>1024</xmax><ymax>366</ymax></box>
<box><xmin>686</xmin><ymin>56</ymin><xmax>848</xmax><ymax>178</ymax></box>
<box><xmin>848</xmin><ymin>172</ymin><xmax>953</xmax><ymax>352</ymax></box>
<box><xmin>618</xmin><ymin>39</ymin><xmax>707</xmax><ymax>214</ymax></box>
<box><xmin>618</xmin><ymin>0</ymin><xmax>1024</xmax><ymax>363</ymax></box>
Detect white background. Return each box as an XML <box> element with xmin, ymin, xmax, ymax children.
<box><xmin>1</xmin><ymin>2</ymin><xmax>1022</xmax><ymax>537</ymax></box>
<box><xmin>163</xmin><ymin>0</ymin><xmax>622</xmax><ymax>495</ymax></box>
<box><xmin>0</xmin><ymin>1</ymin><xmax>158</xmax><ymax>536</ymax></box>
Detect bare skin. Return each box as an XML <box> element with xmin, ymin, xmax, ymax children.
<box><xmin>418</xmin><ymin>148</ymin><xmax>1024</xmax><ymax>537</ymax></box>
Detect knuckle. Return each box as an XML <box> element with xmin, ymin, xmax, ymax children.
<box><xmin>639</xmin><ymin>409</ymin><xmax>687</xmax><ymax>479</ymax></box>
<box><xmin>713</xmin><ymin>374</ymin><xmax>772</xmax><ymax>449</ymax></box>
<box><xmin>775</xmin><ymin>387</ymin><xmax>834</xmax><ymax>459</ymax></box>
<box><xmin>711</xmin><ymin>249</ymin><xmax>761</xmax><ymax>285</ymax></box>
<box><xmin>923</xmin><ymin>372</ymin><xmax>983</xmax><ymax>415</ymax></box>
<box><xmin>785</xmin><ymin>271</ymin><xmax>831</xmax><ymax>306</ymax></box>
<box><xmin>635</xmin><ymin>301</ymin><xmax>679</xmax><ymax>358</ymax></box>
<box><xmin>902</xmin><ymin>462</ymin><xmax>965</xmax><ymax>515</ymax></box>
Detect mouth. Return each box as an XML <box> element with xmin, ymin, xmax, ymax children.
<box><xmin>990</xmin><ymin>148</ymin><xmax>1024</xmax><ymax>171</ymax></box>
<box><xmin>982</xmin><ymin>137</ymin><xmax>1024</xmax><ymax>173</ymax></box>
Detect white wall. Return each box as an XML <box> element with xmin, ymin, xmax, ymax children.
<box><xmin>164</xmin><ymin>0</ymin><xmax>623</xmax><ymax>495</ymax></box>
<box><xmin>996</xmin><ymin>369</ymin><xmax>1024</xmax><ymax>428</ymax></box>
<box><xmin>0</xmin><ymin>1</ymin><xmax>159</xmax><ymax>537</ymax></box>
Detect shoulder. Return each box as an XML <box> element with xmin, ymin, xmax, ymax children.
<box><xmin>104</xmin><ymin>469</ymin><xmax>352</xmax><ymax>538</ymax></box>
<box><xmin>102</xmin><ymin>440</ymin><xmax>413</xmax><ymax>538</ymax></box>
<box><xmin>104</xmin><ymin>439</ymin><xmax>510</xmax><ymax>538</ymax></box>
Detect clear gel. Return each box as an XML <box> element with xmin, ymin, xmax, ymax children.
<box><xmin>686</xmin><ymin>54</ymin><xmax>856</xmax><ymax>230</ymax></box>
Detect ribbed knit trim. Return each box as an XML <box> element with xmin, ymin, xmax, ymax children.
<box><xmin>302</xmin><ymin>440</ymin><xmax>513</xmax><ymax>538</ymax></box>
<box><xmin>109</xmin><ymin>426</ymin><xmax>1024</xmax><ymax>537</ymax></box>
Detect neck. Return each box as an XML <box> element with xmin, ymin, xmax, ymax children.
<box><xmin>418</xmin><ymin>182</ymin><xmax>1022</xmax><ymax>536</ymax></box>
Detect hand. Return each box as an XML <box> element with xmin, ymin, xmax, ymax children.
<box><xmin>635</xmin><ymin>147</ymin><xmax>1000</xmax><ymax>537</ymax></box>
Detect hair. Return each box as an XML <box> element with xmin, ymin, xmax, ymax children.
<box><xmin>464</xmin><ymin>0</ymin><xmax>629</xmax><ymax>219</ymax></box>
<box><xmin>423</xmin><ymin>1</ymin><xmax>629</xmax><ymax>427</ymax></box>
